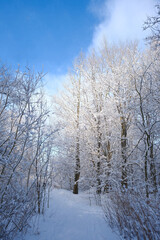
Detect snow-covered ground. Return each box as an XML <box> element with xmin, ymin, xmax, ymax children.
<box><xmin>16</xmin><ymin>189</ymin><xmax>120</xmax><ymax>240</ymax></box>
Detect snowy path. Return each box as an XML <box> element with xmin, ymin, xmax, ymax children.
<box><xmin>18</xmin><ymin>189</ymin><xmax>120</xmax><ymax>240</ymax></box>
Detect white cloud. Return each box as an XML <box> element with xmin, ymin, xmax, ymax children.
<box><xmin>44</xmin><ymin>0</ymin><xmax>157</xmax><ymax>95</ymax></box>
<box><xmin>89</xmin><ymin>0</ymin><xmax>156</xmax><ymax>50</ymax></box>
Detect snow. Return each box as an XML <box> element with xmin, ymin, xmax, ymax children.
<box><xmin>16</xmin><ymin>189</ymin><xmax>120</xmax><ymax>240</ymax></box>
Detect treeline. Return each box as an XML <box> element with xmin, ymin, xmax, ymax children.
<box><xmin>53</xmin><ymin>41</ymin><xmax>160</xmax><ymax>238</ymax></box>
<box><xmin>54</xmin><ymin>41</ymin><xmax>160</xmax><ymax>194</ymax></box>
<box><xmin>0</xmin><ymin>66</ymin><xmax>54</xmax><ymax>239</ymax></box>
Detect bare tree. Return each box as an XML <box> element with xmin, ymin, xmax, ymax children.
<box><xmin>144</xmin><ymin>4</ymin><xmax>160</xmax><ymax>47</ymax></box>
<box><xmin>0</xmin><ymin>64</ymin><xmax>54</xmax><ymax>239</ymax></box>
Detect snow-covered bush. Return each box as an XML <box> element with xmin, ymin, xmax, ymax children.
<box><xmin>103</xmin><ymin>189</ymin><xmax>160</xmax><ymax>239</ymax></box>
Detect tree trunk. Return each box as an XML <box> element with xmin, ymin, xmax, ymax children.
<box><xmin>121</xmin><ymin>117</ymin><xmax>128</xmax><ymax>188</ymax></box>
<box><xmin>104</xmin><ymin>140</ymin><xmax>112</xmax><ymax>193</ymax></box>
<box><xmin>96</xmin><ymin>124</ymin><xmax>102</xmax><ymax>194</ymax></box>
<box><xmin>149</xmin><ymin>139</ymin><xmax>157</xmax><ymax>194</ymax></box>
<box><xmin>145</xmin><ymin>149</ymin><xmax>149</xmax><ymax>198</ymax></box>
<box><xmin>73</xmin><ymin>76</ymin><xmax>81</xmax><ymax>194</ymax></box>
<box><xmin>73</xmin><ymin>138</ymin><xmax>80</xmax><ymax>194</ymax></box>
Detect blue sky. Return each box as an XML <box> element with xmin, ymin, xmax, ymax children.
<box><xmin>0</xmin><ymin>0</ymin><xmax>99</xmax><ymax>74</ymax></box>
<box><xmin>0</xmin><ymin>0</ymin><xmax>157</xmax><ymax>94</ymax></box>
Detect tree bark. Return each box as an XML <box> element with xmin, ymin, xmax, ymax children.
<box><xmin>73</xmin><ymin>137</ymin><xmax>80</xmax><ymax>194</ymax></box>
<box><xmin>121</xmin><ymin>117</ymin><xmax>128</xmax><ymax>188</ymax></box>
<box><xmin>104</xmin><ymin>140</ymin><xmax>112</xmax><ymax>193</ymax></box>
<box><xmin>73</xmin><ymin>75</ymin><xmax>81</xmax><ymax>194</ymax></box>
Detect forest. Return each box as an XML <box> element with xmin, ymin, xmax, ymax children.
<box><xmin>0</xmin><ymin>3</ymin><xmax>160</xmax><ymax>240</ymax></box>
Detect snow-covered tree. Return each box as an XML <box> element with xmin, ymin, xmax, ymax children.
<box><xmin>0</xmin><ymin>65</ymin><xmax>54</xmax><ymax>239</ymax></box>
